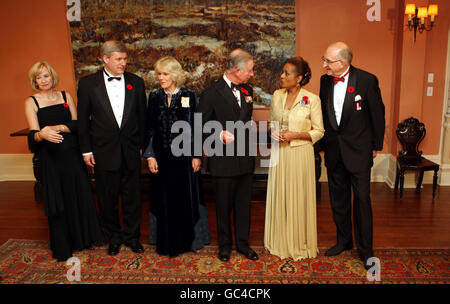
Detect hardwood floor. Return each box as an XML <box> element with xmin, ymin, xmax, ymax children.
<box><xmin>0</xmin><ymin>180</ymin><xmax>449</xmax><ymax>249</ymax></box>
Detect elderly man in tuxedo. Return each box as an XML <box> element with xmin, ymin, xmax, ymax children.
<box><xmin>198</xmin><ymin>48</ymin><xmax>258</xmax><ymax>262</ymax></box>
<box><xmin>319</xmin><ymin>42</ymin><xmax>385</xmax><ymax>270</ymax></box>
<box><xmin>77</xmin><ymin>40</ymin><xmax>147</xmax><ymax>256</ymax></box>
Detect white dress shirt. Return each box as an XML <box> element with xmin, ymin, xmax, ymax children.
<box><xmin>333</xmin><ymin>67</ymin><xmax>350</xmax><ymax>126</ymax></box>
<box><xmin>223</xmin><ymin>74</ymin><xmax>241</xmax><ymax>107</ymax></box>
<box><xmin>103</xmin><ymin>68</ymin><xmax>125</xmax><ymax>128</ymax></box>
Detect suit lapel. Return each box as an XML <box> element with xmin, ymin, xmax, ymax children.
<box><xmin>280</xmin><ymin>89</ymin><xmax>287</xmax><ymax>109</ymax></box>
<box><xmin>94</xmin><ymin>71</ymin><xmax>119</xmax><ymax>129</ymax></box>
<box><xmin>216</xmin><ymin>78</ymin><xmax>241</xmax><ymax>118</ymax></box>
<box><xmin>289</xmin><ymin>88</ymin><xmax>305</xmax><ymax>110</ymax></box>
<box><xmin>326</xmin><ymin>77</ymin><xmax>339</xmax><ymax>131</ymax></box>
<box><xmin>120</xmin><ymin>73</ymin><xmax>134</xmax><ymax>129</ymax></box>
<box><xmin>339</xmin><ymin>66</ymin><xmax>357</xmax><ymax>129</ymax></box>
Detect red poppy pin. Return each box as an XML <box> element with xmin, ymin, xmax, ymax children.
<box><xmin>63</xmin><ymin>102</ymin><xmax>69</xmax><ymax>108</ymax></box>
<box><xmin>240</xmin><ymin>87</ymin><xmax>249</xmax><ymax>95</ymax></box>
<box><xmin>347</xmin><ymin>86</ymin><xmax>355</xmax><ymax>93</ymax></box>
<box><xmin>301</xmin><ymin>96</ymin><xmax>310</xmax><ymax>105</ymax></box>
<box><xmin>127</xmin><ymin>84</ymin><xmax>133</xmax><ymax>90</ymax></box>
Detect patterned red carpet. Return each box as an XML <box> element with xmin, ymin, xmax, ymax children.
<box><xmin>0</xmin><ymin>239</ymin><xmax>448</xmax><ymax>284</ymax></box>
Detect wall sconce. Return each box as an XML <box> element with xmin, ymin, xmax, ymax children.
<box><xmin>405</xmin><ymin>3</ymin><xmax>438</xmax><ymax>43</ymax></box>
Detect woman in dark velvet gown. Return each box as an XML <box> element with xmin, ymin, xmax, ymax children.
<box><xmin>144</xmin><ymin>56</ymin><xmax>210</xmax><ymax>257</ymax></box>
<box><xmin>24</xmin><ymin>62</ymin><xmax>105</xmax><ymax>262</ymax></box>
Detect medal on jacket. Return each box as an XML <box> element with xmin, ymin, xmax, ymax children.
<box><xmin>355</xmin><ymin>95</ymin><xmax>362</xmax><ymax>111</ymax></box>
<box><xmin>301</xmin><ymin>96</ymin><xmax>310</xmax><ymax>106</ymax></box>
<box><xmin>181</xmin><ymin>96</ymin><xmax>190</xmax><ymax>108</ymax></box>
<box><xmin>245</xmin><ymin>96</ymin><xmax>253</xmax><ymax>103</ymax></box>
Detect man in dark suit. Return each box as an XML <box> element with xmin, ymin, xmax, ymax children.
<box><xmin>319</xmin><ymin>42</ymin><xmax>385</xmax><ymax>270</ymax></box>
<box><xmin>77</xmin><ymin>40</ymin><xmax>147</xmax><ymax>255</ymax></box>
<box><xmin>198</xmin><ymin>48</ymin><xmax>258</xmax><ymax>261</ymax></box>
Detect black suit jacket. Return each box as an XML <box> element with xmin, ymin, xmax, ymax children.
<box><xmin>77</xmin><ymin>70</ymin><xmax>147</xmax><ymax>171</ymax></box>
<box><xmin>319</xmin><ymin>66</ymin><xmax>385</xmax><ymax>173</ymax></box>
<box><xmin>198</xmin><ymin>77</ymin><xmax>255</xmax><ymax>177</ymax></box>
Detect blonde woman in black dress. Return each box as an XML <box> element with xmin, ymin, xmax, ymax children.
<box><xmin>25</xmin><ymin>61</ymin><xmax>104</xmax><ymax>261</ymax></box>
<box><xmin>144</xmin><ymin>56</ymin><xmax>210</xmax><ymax>256</ymax></box>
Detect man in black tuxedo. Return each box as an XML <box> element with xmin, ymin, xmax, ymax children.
<box><xmin>77</xmin><ymin>40</ymin><xmax>147</xmax><ymax>255</ymax></box>
<box><xmin>198</xmin><ymin>49</ymin><xmax>258</xmax><ymax>261</ymax></box>
<box><xmin>319</xmin><ymin>42</ymin><xmax>385</xmax><ymax>270</ymax></box>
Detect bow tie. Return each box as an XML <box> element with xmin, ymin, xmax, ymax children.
<box><xmin>104</xmin><ymin>69</ymin><xmax>122</xmax><ymax>81</ymax></box>
<box><xmin>333</xmin><ymin>70</ymin><xmax>350</xmax><ymax>85</ymax></box>
<box><xmin>231</xmin><ymin>83</ymin><xmax>241</xmax><ymax>91</ymax></box>
<box><xmin>108</xmin><ymin>76</ymin><xmax>121</xmax><ymax>82</ymax></box>
<box><xmin>333</xmin><ymin>76</ymin><xmax>345</xmax><ymax>84</ymax></box>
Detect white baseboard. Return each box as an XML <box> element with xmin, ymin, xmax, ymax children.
<box><xmin>0</xmin><ymin>154</ymin><xmax>35</xmax><ymax>181</ymax></box>
<box><xmin>439</xmin><ymin>164</ymin><xmax>450</xmax><ymax>186</ymax></box>
<box><xmin>385</xmin><ymin>154</ymin><xmax>397</xmax><ymax>188</ymax></box>
<box><xmin>371</xmin><ymin>153</ymin><xmax>391</xmax><ymax>183</ymax></box>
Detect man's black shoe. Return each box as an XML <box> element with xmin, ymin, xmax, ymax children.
<box><xmin>108</xmin><ymin>243</ymin><xmax>121</xmax><ymax>256</ymax></box>
<box><xmin>218</xmin><ymin>249</ymin><xmax>231</xmax><ymax>262</ymax></box>
<box><xmin>124</xmin><ymin>240</ymin><xmax>144</xmax><ymax>253</ymax></box>
<box><xmin>324</xmin><ymin>243</ymin><xmax>353</xmax><ymax>256</ymax></box>
<box><xmin>360</xmin><ymin>252</ymin><xmax>375</xmax><ymax>271</ymax></box>
<box><xmin>237</xmin><ymin>247</ymin><xmax>259</xmax><ymax>260</ymax></box>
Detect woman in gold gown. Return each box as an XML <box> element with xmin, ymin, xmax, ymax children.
<box><xmin>264</xmin><ymin>56</ymin><xmax>324</xmax><ymax>261</ymax></box>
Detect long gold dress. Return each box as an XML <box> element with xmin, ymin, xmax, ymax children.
<box><xmin>264</xmin><ymin>88</ymin><xmax>324</xmax><ymax>261</ymax></box>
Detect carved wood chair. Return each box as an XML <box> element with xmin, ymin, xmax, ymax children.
<box><xmin>394</xmin><ymin>117</ymin><xmax>439</xmax><ymax>198</ymax></box>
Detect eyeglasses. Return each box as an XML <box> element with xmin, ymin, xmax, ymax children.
<box><xmin>321</xmin><ymin>56</ymin><xmax>341</xmax><ymax>65</ymax></box>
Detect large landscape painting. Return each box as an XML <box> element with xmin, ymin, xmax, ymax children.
<box><xmin>69</xmin><ymin>0</ymin><xmax>295</xmax><ymax>107</ymax></box>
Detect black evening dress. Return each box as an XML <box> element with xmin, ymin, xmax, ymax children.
<box><xmin>144</xmin><ymin>88</ymin><xmax>210</xmax><ymax>256</ymax></box>
<box><xmin>28</xmin><ymin>92</ymin><xmax>105</xmax><ymax>262</ymax></box>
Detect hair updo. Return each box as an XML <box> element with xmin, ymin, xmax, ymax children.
<box><xmin>285</xmin><ymin>56</ymin><xmax>311</xmax><ymax>87</ymax></box>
